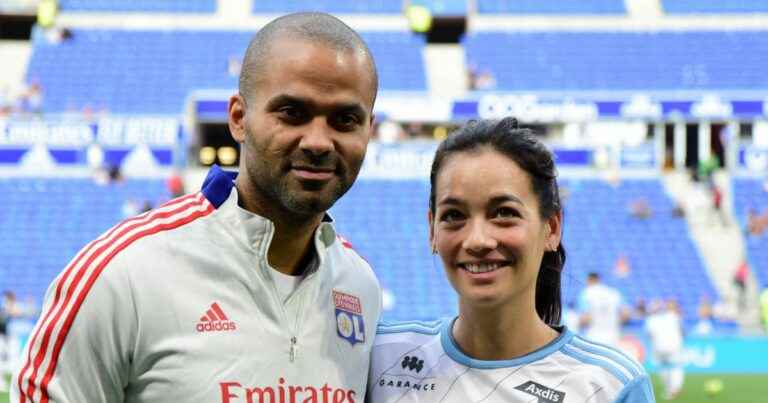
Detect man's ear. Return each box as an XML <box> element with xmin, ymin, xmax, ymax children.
<box><xmin>228</xmin><ymin>94</ymin><xmax>247</xmax><ymax>144</ymax></box>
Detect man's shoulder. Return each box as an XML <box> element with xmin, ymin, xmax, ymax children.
<box><xmin>78</xmin><ymin>193</ymin><xmax>216</xmax><ymax>273</ymax></box>
<box><xmin>328</xmin><ymin>234</ymin><xmax>375</xmax><ymax>272</ymax></box>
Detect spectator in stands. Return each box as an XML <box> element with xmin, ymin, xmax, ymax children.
<box><xmin>14</xmin><ymin>12</ymin><xmax>382</xmax><ymax>402</ymax></box>
<box><xmin>375</xmin><ymin>118</ymin><xmax>405</xmax><ymax>143</ymax></box>
<box><xmin>760</xmin><ymin>288</ymin><xmax>768</xmax><ymax>333</ymax></box>
<box><xmin>16</xmin><ymin>81</ymin><xmax>43</xmax><ymax>115</ymax></box>
<box><xmin>693</xmin><ymin>295</ymin><xmax>714</xmax><ymax>335</ymax></box>
<box><xmin>0</xmin><ymin>86</ymin><xmax>12</xmax><ymax>117</ymax></box>
<box><xmin>227</xmin><ymin>54</ymin><xmax>242</xmax><ymax>77</ymax></box>
<box><xmin>166</xmin><ymin>170</ymin><xmax>185</xmax><ymax>198</ymax></box>
<box><xmin>672</xmin><ymin>201</ymin><xmax>685</xmax><ymax>218</ymax></box>
<box><xmin>0</xmin><ymin>290</ymin><xmax>22</xmax><ymax>392</ymax></box>
<box><xmin>732</xmin><ymin>260</ymin><xmax>749</xmax><ymax>310</ymax></box>
<box><xmin>466</xmin><ymin>63</ymin><xmax>497</xmax><ymax>91</ymax></box>
<box><xmin>628</xmin><ymin>197</ymin><xmax>652</xmax><ymax>219</ymax></box>
<box><xmin>710</xmin><ymin>183</ymin><xmax>728</xmax><ymax>226</ymax></box>
<box><xmin>107</xmin><ymin>163</ymin><xmax>123</xmax><ymax>183</ymax></box>
<box><xmin>746</xmin><ymin>207</ymin><xmax>768</xmax><ymax>236</ymax></box>
<box><xmin>368</xmin><ymin>117</ymin><xmax>654</xmax><ymax>403</ymax></box>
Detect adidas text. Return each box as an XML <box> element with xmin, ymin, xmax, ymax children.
<box><xmin>197</xmin><ymin>321</ymin><xmax>237</xmax><ymax>332</ymax></box>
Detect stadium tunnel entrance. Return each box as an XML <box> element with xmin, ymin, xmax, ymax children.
<box><xmin>194</xmin><ymin>122</ymin><xmax>240</xmax><ymax>168</ymax></box>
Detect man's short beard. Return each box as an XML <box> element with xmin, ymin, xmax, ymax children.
<box><xmin>247</xmin><ymin>162</ymin><xmax>350</xmax><ymax>220</ymax></box>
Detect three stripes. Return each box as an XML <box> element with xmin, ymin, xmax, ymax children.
<box><xmin>15</xmin><ymin>192</ymin><xmax>214</xmax><ymax>402</ymax></box>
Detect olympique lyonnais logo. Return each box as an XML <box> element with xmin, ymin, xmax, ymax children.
<box><xmin>219</xmin><ymin>378</ymin><xmax>356</xmax><ymax>403</ymax></box>
<box><xmin>514</xmin><ymin>381</ymin><xmax>565</xmax><ymax>403</ymax></box>
<box><xmin>333</xmin><ymin>290</ymin><xmax>365</xmax><ymax>345</ymax></box>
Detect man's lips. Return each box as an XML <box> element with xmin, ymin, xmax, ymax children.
<box><xmin>291</xmin><ymin>166</ymin><xmax>335</xmax><ymax>180</ymax></box>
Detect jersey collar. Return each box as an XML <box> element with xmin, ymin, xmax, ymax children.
<box><xmin>201</xmin><ymin>164</ymin><xmax>338</xmax><ymax>258</ymax></box>
<box><xmin>440</xmin><ymin>317</ymin><xmax>575</xmax><ymax>369</ymax></box>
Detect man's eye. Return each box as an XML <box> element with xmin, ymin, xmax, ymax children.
<box><xmin>334</xmin><ymin>113</ymin><xmax>361</xmax><ymax>129</ymax></box>
<box><xmin>278</xmin><ymin>106</ymin><xmax>304</xmax><ymax>120</ymax></box>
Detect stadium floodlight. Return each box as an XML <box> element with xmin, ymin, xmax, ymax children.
<box><xmin>199</xmin><ymin>146</ymin><xmax>216</xmax><ymax>165</ymax></box>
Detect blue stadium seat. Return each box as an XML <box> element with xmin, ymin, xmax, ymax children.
<box><xmin>477</xmin><ymin>0</ymin><xmax>625</xmax><ymax>14</ymax></box>
<box><xmin>59</xmin><ymin>0</ymin><xmax>216</xmax><ymax>13</ymax></box>
<box><xmin>663</xmin><ymin>0</ymin><xmax>768</xmax><ymax>14</ymax></box>
<box><xmin>0</xmin><ymin>177</ymin><xmax>169</xmax><ymax>302</ymax></box>
<box><xmin>26</xmin><ymin>30</ymin><xmax>427</xmax><ymax>114</ymax></box>
<box><xmin>464</xmin><ymin>31</ymin><xmax>768</xmax><ymax>91</ymax></box>
<box><xmin>252</xmin><ymin>0</ymin><xmax>401</xmax><ymax>14</ymax></box>
<box><xmin>732</xmin><ymin>178</ymin><xmax>768</xmax><ymax>288</ymax></box>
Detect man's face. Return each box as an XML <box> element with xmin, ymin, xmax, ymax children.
<box><xmin>229</xmin><ymin>38</ymin><xmax>375</xmax><ymax>218</ymax></box>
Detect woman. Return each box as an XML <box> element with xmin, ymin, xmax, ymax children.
<box><xmin>368</xmin><ymin>118</ymin><xmax>654</xmax><ymax>403</ymax></box>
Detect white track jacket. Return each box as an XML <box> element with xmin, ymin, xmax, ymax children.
<box><xmin>13</xmin><ymin>166</ymin><xmax>382</xmax><ymax>403</ymax></box>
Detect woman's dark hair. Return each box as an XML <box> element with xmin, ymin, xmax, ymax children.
<box><xmin>429</xmin><ymin>117</ymin><xmax>566</xmax><ymax>326</ymax></box>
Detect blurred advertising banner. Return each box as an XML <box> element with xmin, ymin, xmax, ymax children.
<box><xmin>359</xmin><ymin>142</ymin><xmax>593</xmax><ymax>179</ymax></box>
<box><xmin>621</xmin><ymin>333</ymin><xmax>768</xmax><ymax>373</ymax></box>
<box><xmin>0</xmin><ymin>117</ymin><xmax>182</xmax><ymax>168</ymax></box>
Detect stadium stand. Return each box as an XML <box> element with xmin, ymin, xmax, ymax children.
<box><xmin>331</xmin><ymin>178</ymin><xmax>717</xmax><ymax>324</ymax></box>
<box><xmin>0</xmin><ymin>178</ymin><xmax>168</xmax><ymax>301</ymax></box>
<box><xmin>464</xmin><ymin>31</ymin><xmax>768</xmax><ymax>91</ymax></box>
<box><xmin>732</xmin><ymin>178</ymin><xmax>768</xmax><ymax>288</ymax></box>
<box><xmin>58</xmin><ymin>0</ymin><xmax>216</xmax><ymax>13</ymax></box>
<box><xmin>25</xmin><ymin>29</ymin><xmax>427</xmax><ymax>114</ymax></box>
<box><xmin>662</xmin><ymin>0</ymin><xmax>768</xmax><ymax>14</ymax></box>
<box><xmin>477</xmin><ymin>0</ymin><xmax>626</xmax><ymax>15</ymax></box>
<box><xmin>410</xmin><ymin>0</ymin><xmax>467</xmax><ymax>15</ymax></box>
<box><xmin>560</xmin><ymin>178</ymin><xmax>717</xmax><ymax>322</ymax></box>
<box><xmin>252</xmin><ymin>0</ymin><xmax>401</xmax><ymax>14</ymax></box>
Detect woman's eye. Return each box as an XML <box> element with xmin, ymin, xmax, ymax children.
<box><xmin>439</xmin><ymin>210</ymin><xmax>464</xmax><ymax>223</ymax></box>
<box><xmin>495</xmin><ymin>207</ymin><xmax>520</xmax><ymax>219</ymax></box>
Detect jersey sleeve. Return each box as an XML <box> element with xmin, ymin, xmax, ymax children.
<box><xmin>13</xmin><ymin>251</ymin><xmax>136</xmax><ymax>402</ymax></box>
<box><xmin>614</xmin><ymin>374</ymin><xmax>656</xmax><ymax>403</ymax></box>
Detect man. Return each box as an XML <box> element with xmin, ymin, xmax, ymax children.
<box><xmin>578</xmin><ymin>272</ymin><xmax>629</xmax><ymax>347</ymax></box>
<box><xmin>645</xmin><ymin>299</ymin><xmax>685</xmax><ymax>400</ymax></box>
<box><xmin>14</xmin><ymin>12</ymin><xmax>381</xmax><ymax>402</ymax></box>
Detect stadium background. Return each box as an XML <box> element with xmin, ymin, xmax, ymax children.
<box><xmin>1</xmin><ymin>0</ymin><xmax>768</xmax><ymax>401</ymax></box>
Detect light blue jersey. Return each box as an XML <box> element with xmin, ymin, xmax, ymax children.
<box><xmin>367</xmin><ymin>318</ymin><xmax>655</xmax><ymax>403</ymax></box>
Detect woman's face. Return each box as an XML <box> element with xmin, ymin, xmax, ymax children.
<box><xmin>429</xmin><ymin>149</ymin><xmax>561</xmax><ymax>309</ymax></box>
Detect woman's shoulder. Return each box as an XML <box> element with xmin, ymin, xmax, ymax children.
<box><xmin>376</xmin><ymin>319</ymin><xmax>444</xmax><ymax>336</ymax></box>
<box><xmin>372</xmin><ymin>319</ymin><xmax>446</xmax><ymax>351</ymax></box>
<box><xmin>558</xmin><ymin>333</ymin><xmax>654</xmax><ymax>401</ymax></box>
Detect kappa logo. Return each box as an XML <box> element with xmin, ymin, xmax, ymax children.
<box><xmin>514</xmin><ymin>381</ymin><xmax>565</xmax><ymax>403</ymax></box>
<box><xmin>196</xmin><ymin>302</ymin><xmax>237</xmax><ymax>333</ymax></box>
<box><xmin>401</xmin><ymin>355</ymin><xmax>424</xmax><ymax>373</ymax></box>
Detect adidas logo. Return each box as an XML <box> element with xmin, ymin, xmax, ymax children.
<box><xmin>196</xmin><ymin>302</ymin><xmax>237</xmax><ymax>333</ymax></box>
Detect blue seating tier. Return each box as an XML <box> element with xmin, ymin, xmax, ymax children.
<box><xmin>26</xmin><ymin>30</ymin><xmax>426</xmax><ymax>114</ymax></box>
<box><xmin>2</xmin><ymin>177</ymin><xmax>719</xmax><ymax>328</ymax></box>
<box><xmin>332</xmin><ymin>178</ymin><xmax>716</xmax><ymax>322</ymax></box>
<box><xmin>732</xmin><ymin>178</ymin><xmax>768</xmax><ymax>288</ymax></box>
<box><xmin>464</xmin><ymin>31</ymin><xmax>768</xmax><ymax>91</ymax></box>
<box><xmin>59</xmin><ymin>0</ymin><xmax>215</xmax><ymax>13</ymax></box>
<box><xmin>663</xmin><ymin>0</ymin><xmax>768</xmax><ymax>14</ymax></box>
<box><xmin>252</xmin><ymin>0</ymin><xmax>401</xmax><ymax>14</ymax></box>
<box><xmin>477</xmin><ymin>0</ymin><xmax>625</xmax><ymax>14</ymax></box>
<box><xmin>0</xmin><ymin>178</ymin><xmax>169</xmax><ymax>301</ymax></box>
